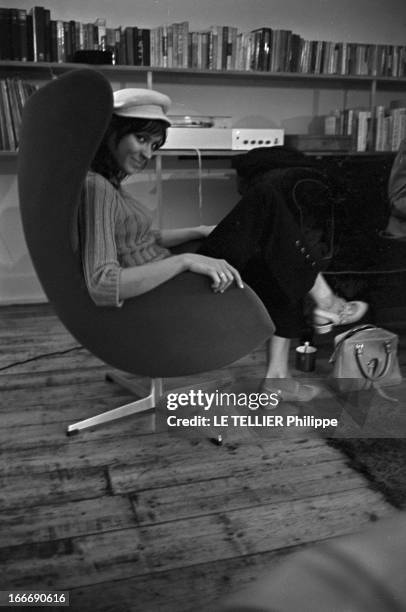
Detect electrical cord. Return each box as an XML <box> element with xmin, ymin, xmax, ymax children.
<box><xmin>192</xmin><ymin>147</ymin><xmax>203</xmax><ymax>222</ymax></box>
<box><xmin>0</xmin><ymin>344</ymin><xmax>85</xmax><ymax>373</ymax></box>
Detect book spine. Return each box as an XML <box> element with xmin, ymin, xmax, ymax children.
<box><xmin>180</xmin><ymin>21</ymin><xmax>189</xmax><ymax>68</ymax></box>
<box><xmin>391</xmin><ymin>107</ymin><xmax>406</xmax><ymax>151</ymax></box>
<box><xmin>244</xmin><ymin>32</ymin><xmax>254</xmax><ymax>71</ymax></box>
<box><xmin>167</xmin><ymin>25</ymin><xmax>173</xmax><ymax>68</ymax></box>
<box><xmin>172</xmin><ymin>23</ymin><xmax>179</xmax><ymax>68</ymax></box>
<box><xmin>324</xmin><ymin>111</ymin><xmax>340</xmax><ymax>136</ymax></box>
<box><xmin>30</xmin><ymin>6</ymin><xmax>46</xmax><ymax>62</ymax></box>
<box><xmin>374</xmin><ymin>105</ymin><xmax>386</xmax><ymax>151</ymax></box>
<box><xmin>367</xmin><ymin>44</ymin><xmax>378</xmax><ymax>76</ymax></box>
<box><xmin>399</xmin><ymin>112</ymin><xmax>406</xmax><ymax>146</ymax></box>
<box><xmin>331</xmin><ymin>42</ymin><xmax>340</xmax><ymax>74</ymax></box>
<box><xmin>9</xmin><ymin>9</ymin><xmax>20</xmax><ymax>60</ymax></box>
<box><xmin>95</xmin><ymin>18</ymin><xmax>106</xmax><ymax>50</ymax></box>
<box><xmin>150</xmin><ymin>28</ymin><xmax>157</xmax><ymax>67</ymax></box>
<box><xmin>251</xmin><ymin>29</ymin><xmax>262</xmax><ymax>71</ymax></box>
<box><xmin>347</xmin><ymin>43</ymin><xmax>356</xmax><ymax>75</ymax></box>
<box><xmin>82</xmin><ymin>24</ymin><xmax>89</xmax><ymax>51</ymax></box>
<box><xmin>0</xmin><ymin>79</ymin><xmax>8</xmax><ymax>149</ymax></box>
<box><xmin>215</xmin><ymin>26</ymin><xmax>223</xmax><ymax>70</ymax></box>
<box><xmin>108</xmin><ymin>27</ymin><xmax>120</xmax><ymax>64</ymax></box>
<box><xmin>44</xmin><ymin>8</ymin><xmax>51</xmax><ymax>61</ymax></box>
<box><xmin>235</xmin><ymin>32</ymin><xmax>243</xmax><ymax>71</ymax></box>
<box><xmin>25</xmin><ymin>14</ymin><xmax>34</xmax><ymax>60</ymax></box>
<box><xmin>288</xmin><ymin>33</ymin><xmax>301</xmax><ymax>73</ymax></box>
<box><xmin>195</xmin><ymin>32</ymin><xmax>202</xmax><ymax>70</ymax></box>
<box><xmin>49</xmin><ymin>20</ymin><xmax>58</xmax><ymax>62</ymax></box>
<box><xmin>0</xmin><ymin>9</ymin><xmax>10</xmax><ymax>60</ymax></box>
<box><xmin>56</xmin><ymin>20</ymin><xmax>65</xmax><ymax>62</ymax></box>
<box><xmin>63</xmin><ymin>22</ymin><xmax>71</xmax><ymax>62</ymax></box>
<box><xmin>143</xmin><ymin>29</ymin><xmax>151</xmax><ymax>66</ymax></box>
<box><xmin>383</xmin><ymin>115</ymin><xmax>393</xmax><ymax>151</ymax></box>
<box><xmin>208</xmin><ymin>27</ymin><xmax>217</xmax><ymax>70</ymax></box>
<box><xmin>356</xmin><ymin>110</ymin><xmax>372</xmax><ymax>151</ymax></box>
<box><xmin>5</xmin><ymin>77</ymin><xmax>21</xmax><ymax>147</ymax></box>
<box><xmin>221</xmin><ymin>26</ymin><xmax>228</xmax><ymax>70</ymax></box>
<box><xmin>339</xmin><ymin>42</ymin><xmax>348</xmax><ymax>75</ymax></box>
<box><xmin>230</xmin><ymin>26</ymin><xmax>238</xmax><ymax>70</ymax></box>
<box><xmin>299</xmin><ymin>39</ymin><xmax>310</xmax><ymax>73</ymax></box>
<box><xmin>124</xmin><ymin>27</ymin><xmax>134</xmax><ymax>65</ymax></box>
<box><xmin>133</xmin><ymin>27</ymin><xmax>141</xmax><ymax>66</ymax></box>
<box><xmin>68</xmin><ymin>20</ymin><xmax>77</xmax><ymax>61</ymax></box>
<box><xmin>112</xmin><ymin>27</ymin><xmax>121</xmax><ymax>65</ymax></box>
<box><xmin>399</xmin><ymin>46</ymin><xmax>406</xmax><ymax>77</ymax></box>
<box><xmin>161</xmin><ymin>24</ymin><xmax>168</xmax><ymax>67</ymax></box>
<box><xmin>281</xmin><ymin>30</ymin><xmax>292</xmax><ymax>72</ymax></box>
<box><xmin>76</xmin><ymin>22</ymin><xmax>84</xmax><ymax>51</ymax></box>
<box><xmin>0</xmin><ymin>79</ymin><xmax>16</xmax><ymax>150</ymax></box>
<box><xmin>375</xmin><ymin>44</ymin><xmax>385</xmax><ymax>76</ymax></box>
<box><xmin>177</xmin><ymin>22</ymin><xmax>183</xmax><ymax>68</ymax></box>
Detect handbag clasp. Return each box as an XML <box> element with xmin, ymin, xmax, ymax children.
<box><xmin>355</xmin><ymin>343</ymin><xmax>364</xmax><ymax>355</ymax></box>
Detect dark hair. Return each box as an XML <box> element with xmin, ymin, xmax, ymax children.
<box><xmin>91</xmin><ymin>114</ymin><xmax>168</xmax><ymax>187</ymax></box>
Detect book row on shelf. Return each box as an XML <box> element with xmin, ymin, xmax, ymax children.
<box><xmin>324</xmin><ymin>101</ymin><xmax>406</xmax><ymax>152</ymax></box>
<box><xmin>0</xmin><ymin>77</ymin><xmax>38</xmax><ymax>150</ymax></box>
<box><xmin>1</xmin><ymin>6</ymin><xmax>406</xmax><ymax>77</ymax></box>
<box><xmin>1</xmin><ymin>78</ymin><xmax>404</xmax><ymax>154</ymax></box>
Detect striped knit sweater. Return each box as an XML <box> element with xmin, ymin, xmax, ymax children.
<box><xmin>81</xmin><ymin>171</ymin><xmax>171</xmax><ymax>307</ymax></box>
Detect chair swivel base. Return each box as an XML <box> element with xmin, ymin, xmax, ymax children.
<box><xmin>66</xmin><ymin>377</ymin><xmax>162</xmax><ymax>436</ymax></box>
<box><xmin>66</xmin><ymin>372</ymin><xmax>235</xmax><ymax>436</ymax></box>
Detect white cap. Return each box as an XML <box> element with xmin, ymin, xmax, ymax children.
<box><xmin>113</xmin><ymin>88</ymin><xmax>172</xmax><ymax>125</ymax></box>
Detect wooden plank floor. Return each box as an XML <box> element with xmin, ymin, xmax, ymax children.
<box><xmin>0</xmin><ymin>303</ymin><xmax>402</xmax><ymax>612</ymax></box>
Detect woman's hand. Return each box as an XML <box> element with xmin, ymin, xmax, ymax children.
<box><xmin>181</xmin><ymin>253</ymin><xmax>244</xmax><ymax>292</ymax></box>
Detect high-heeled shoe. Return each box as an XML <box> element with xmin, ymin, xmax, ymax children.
<box><xmin>313</xmin><ymin>300</ymin><xmax>368</xmax><ymax>334</ymax></box>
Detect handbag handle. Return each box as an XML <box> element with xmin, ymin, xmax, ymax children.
<box><xmin>354</xmin><ymin>340</ymin><xmax>393</xmax><ymax>381</ymax></box>
<box><xmin>329</xmin><ymin>325</ymin><xmax>376</xmax><ymax>364</ymax></box>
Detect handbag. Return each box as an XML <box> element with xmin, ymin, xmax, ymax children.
<box><xmin>329</xmin><ymin>324</ymin><xmax>402</xmax><ymax>392</ymax></box>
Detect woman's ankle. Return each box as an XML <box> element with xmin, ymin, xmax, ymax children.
<box><xmin>314</xmin><ymin>294</ymin><xmax>336</xmax><ymax>310</ymax></box>
<box><xmin>309</xmin><ymin>287</ymin><xmax>343</xmax><ymax>312</ymax></box>
<box><xmin>309</xmin><ymin>274</ymin><xmax>336</xmax><ymax>309</ymax></box>
<box><xmin>264</xmin><ymin>368</ymin><xmax>291</xmax><ymax>379</ymax></box>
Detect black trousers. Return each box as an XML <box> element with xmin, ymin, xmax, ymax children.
<box><xmin>198</xmin><ymin>181</ymin><xmax>321</xmax><ymax>338</ymax></box>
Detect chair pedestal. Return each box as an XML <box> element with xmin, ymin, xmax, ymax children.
<box><xmin>66</xmin><ymin>373</ymin><xmax>236</xmax><ymax>436</ymax></box>
<box><xmin>66</xmin><ymin>377</ymin><xmax>161</xmax><ymax>436</ymax></box>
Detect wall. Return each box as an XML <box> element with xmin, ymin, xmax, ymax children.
<box><xmin>1</xmin><ymin>0</ymin><xmax>406</xmax><ymax>303</ymax></box>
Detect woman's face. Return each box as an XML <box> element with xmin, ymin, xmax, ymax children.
<box><xmin>110</xmin><ymin>132</ymin><xmax>163</xmax><ymax>175</ymax></box>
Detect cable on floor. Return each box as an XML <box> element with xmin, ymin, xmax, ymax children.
<box><xmin>0</xmin><ymin>345</ymin><xmax>85</xmax><ymax>372</ymax></box>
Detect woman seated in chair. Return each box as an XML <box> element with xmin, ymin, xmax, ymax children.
<box><xmin>80</xmin><ymin>87</ymin><xmax>367</xmax><ymax>401</ymax></box>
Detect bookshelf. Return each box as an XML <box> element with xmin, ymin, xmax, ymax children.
<box><xmin>1</xmin><ymin>4</ymin><xmax>406</xmax><ymax>153</ymax></box>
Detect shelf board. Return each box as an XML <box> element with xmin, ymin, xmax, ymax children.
<box><xmin>0</xmin><ymin>149</ymin><xmax>396</xmax><ymax>160</ymax></box>
<box><xmin>1</xmin><ymin>60</ymin><xmax>406</xmax><ymax>87</ymax></box>
<box><xmin>158</xmin><ymin>149</ymin><xmax>239</xmax><ymax>157</ymax></box>
<box><xmin>158</xmin><ymin>149</ymin><xmax>395</xmax><ymax>157</ymax></box>
<box><xmin>0</xmin><ymin>150</ymin><xmax>18</xmax><ymax>159</ymax></box>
